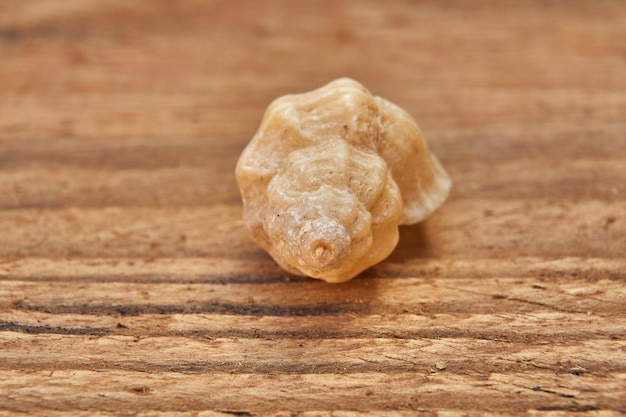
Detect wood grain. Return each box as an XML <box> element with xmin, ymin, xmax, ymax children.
<box><xmin>0</xmin><ymin>0</ymin><xmax>625</xmax><ymax>415</ymax></box>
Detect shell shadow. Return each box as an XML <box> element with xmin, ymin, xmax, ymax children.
<box><xmin>385</xmin><ymin>222</ymin><xmax>433</xmax><ymax>263</ymax></box>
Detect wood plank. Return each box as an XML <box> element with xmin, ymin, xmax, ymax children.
<box><xmin>0</xmin><ymin>200</ymin><xmax>623</xmax><ymax>259</ymax></box>
<box><xmin>0</xmin><ymin>158</ymin><xmax>624</xmax><ymax>209</ymax></box>
<box><xmin>2</xmin><ymin>276</ymin><xmax>624</xmax><ymax>316</ymax></box>
<box><xmin>2</xmin><ymin>332</ymin><xmax>625</xmax><ymax>375</ymax></box>
<box><xmin>2</xmin><ymin>257</ymin><xmax>624</xmax><ymax>281</ymax></box>
<box><xmin>1</xmin><ymin>369</ymin><xmax>623</xmax><ymax>414</ymax></box>
<box><xmin>3</xmin><ymin>126</ymin><xmax>626</xmax><ymax>168</ymax></box>
<box><xmin>2</xmin><ymin>309</ymin><xmax>624</xmax><ymax>341</ymax></box>
<box><xmin>1</xmin><ymin>0</ymin><xmax>625</xmax><ymax>414</ymax></box>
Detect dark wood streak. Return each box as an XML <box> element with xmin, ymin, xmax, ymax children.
<box><xmin>9</xmin><ymin>300</ymin><xmax>369</xmax><ymax>317</ymax></box>
<box><xmin>2</xmin><ymin>321</ymin><xmax>623</xmax><ymax>343</ymax></box>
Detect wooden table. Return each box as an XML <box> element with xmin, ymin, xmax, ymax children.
<box><xmin>1</xmin><ymin>1</ymin><xmax>624</xmax><ymax>415</ymax></box>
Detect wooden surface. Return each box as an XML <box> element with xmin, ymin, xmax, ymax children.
<box><xmin>1</xmin><ymin>0</ymin><xmax>625</xmax><ymax>415</ymax></box>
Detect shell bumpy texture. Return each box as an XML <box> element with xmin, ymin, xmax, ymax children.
<box><xmin>236</xmin><ymin>78</ymin><xmax>451</xmax><ymax>283</ymax></box>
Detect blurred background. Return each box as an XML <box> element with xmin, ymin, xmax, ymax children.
<box><xmin>1</xmin><ymin>0</ymin><xmax>624</xmax><ymax>258</ymax></box>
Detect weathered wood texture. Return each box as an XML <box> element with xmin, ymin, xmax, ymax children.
<box><xmin>0</xmin><ymin>0</ymin><xmax>625</xmax><ymax>415</ymax></box>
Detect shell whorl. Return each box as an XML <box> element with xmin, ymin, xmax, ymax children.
<box><xmin>294</xmin><ymin>218</ymin><xmax>350</xmax><ymax>272</ymax></box>
<box><xmin>235</xmin><ymin>78</ymin><xmax>451</xmax><ymax>283</ymax></box>
<box><xmin>263</xmin><ymin>139</ymin><xmax>399</xmax><ymax>282</ymax></box>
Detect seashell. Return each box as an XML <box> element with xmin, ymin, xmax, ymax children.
<box><xmin>235</xmin><ymin>78</ymin><xmax>451</xmax><ymax>283</ymax></box>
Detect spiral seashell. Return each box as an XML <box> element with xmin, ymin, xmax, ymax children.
<box><xmin>236</xmin><ymin>78</ymin><xmax>451</xmax><ymax>283</ymax></box>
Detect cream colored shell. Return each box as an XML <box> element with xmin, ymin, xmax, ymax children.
<box><xmin>236</xmin><ymin>78</ymin><xmax>451</xmax><ymax>283</ymax></box>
